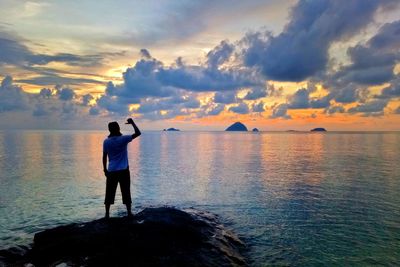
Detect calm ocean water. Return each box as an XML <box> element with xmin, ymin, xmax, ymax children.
<box><xmin>0</xmin><ymin>130</ymin><xmax>399</xmax><ymax>265</ymax></box>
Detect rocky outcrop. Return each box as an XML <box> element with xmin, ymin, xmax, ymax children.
<box><xmin>310</xmin><ymin>128</ymin><xmax>327</xmax><ymax>132</ymax></box>
<box><xmin>0</xmin><ymin>207</ymin><xmax>247</xmax><ymax>267</ymax></box>
<box><xmin>163</xmin><ymin>128</ymin><xmax>180</xmax><ymax>131</ymax></box>
<box><xmin>252</xmin><ymin>128</ymin><xmax>259</xmax><ymax>132</ymax></box>
<box><xmin>225</xmin><ymin>122</ymin><xmax>248</xmax><ymax>131</ymax></box>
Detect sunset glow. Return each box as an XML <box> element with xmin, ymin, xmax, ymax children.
<box><xmin>0</xmin><ymin>0</ymin><xmax>399</xmax><ymax>130</ymax></box>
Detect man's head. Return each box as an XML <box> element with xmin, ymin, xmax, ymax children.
<box><xmin>108</xmin><ymin>121</ymin><xmax>122</xmax><ymax>137</ymax></box>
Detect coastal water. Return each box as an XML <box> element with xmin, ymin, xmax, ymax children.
<box><xmin>0</xmin><ymin>130</ymin><xmax>399</xmax><ymax>266</ymax></box>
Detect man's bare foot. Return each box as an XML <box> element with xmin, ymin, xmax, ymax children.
<box><xmin>105</xmin><ymin>213</ymin><xmax>110</xmax><ymax>219</ymax></box>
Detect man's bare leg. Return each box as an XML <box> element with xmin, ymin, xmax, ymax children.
<box><xmin>126</xmin><ymin>203</ymin><xmax>133</xmax><ymax>217</ymax></box>
<box><xmin>105</xmin><ymin>204</ymin><xmax>110</xmax><ymax>219</ymax></box>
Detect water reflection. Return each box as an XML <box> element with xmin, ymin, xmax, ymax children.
<box><xmin>0</xmin><ymin>131</ymin><xmax>399</xmax><ymax>265</ymax></box>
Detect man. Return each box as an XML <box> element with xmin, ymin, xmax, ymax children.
<box><xmin>103</xmin><ymin>118</ymin><xmax>141</xmax><ymax>218</ymax></box>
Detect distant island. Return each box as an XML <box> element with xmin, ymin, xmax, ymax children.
<box><xmin>311</xmin><ymin>128</ymin><xmax>327</xmax><ymax>132</ymax></box>
<box><xmin>252</xmin><ymin>128</ymin><xmax>259</xmax><ymax>132</ymax></box>
<box><xmin>225</xmin><ymin>122</ymin><xmax>248</xmax><ymax>131</ymax></box>
<box><xmin>163</xmin><ymin>128</ymin><xmax>180</xmax><ymax>131</ymax></box>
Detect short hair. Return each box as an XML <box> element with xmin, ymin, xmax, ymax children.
<box><xmin>108</xmin><ymin>121</ymin><xmax>122</xmax><ymax>137</ymax></box>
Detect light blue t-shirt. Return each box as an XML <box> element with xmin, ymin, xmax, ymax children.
<box><xmin>103</xmin><ymin>135</ymin><xmax>133</xmax><ymax>172</ymax></box>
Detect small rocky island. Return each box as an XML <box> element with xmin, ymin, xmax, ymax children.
<box><xmin>163</xmin><ymin>128</ymin><xmax>180</xmax><ymax>131</ymax></box>
<box><xmin>252</xmin><ymin>128</ymin><xmax>259</xmax><ymax>132</ymax></box>
<box><xmin>225</xmin><ymin>122</ymin><xmax>248</xmax><ymax>131</ymax></box>
<box><xmin>310</xmin><ymin>128</ymin><xmax>327</xmax><ymax>132</ymax></box>
<box><xmin>0</xmin><ymin>207</ymin><xmax>246</xmax><ymax>267</ymax></box>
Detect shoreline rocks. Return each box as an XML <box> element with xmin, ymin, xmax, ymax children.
<box><xmin>0</xmin><ymin>207</ymin><xmax>247</xmax><ymax>267</ymax></box>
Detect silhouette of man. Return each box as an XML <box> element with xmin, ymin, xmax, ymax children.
<box><xmin>103</xmin><ymin>118</ymin><xmax>141</xmax><ymax>218</ymax></box>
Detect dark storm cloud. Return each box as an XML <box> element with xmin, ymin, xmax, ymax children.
<box><xmin>242</xmin><ymin>0</ymin><xmax>396</xmax><ymax>81</ymax></box>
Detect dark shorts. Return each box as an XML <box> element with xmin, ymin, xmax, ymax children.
<box><xmin>104</xmin><ymin>168</ymin><xmax>132</xmax><ymax>205</ymax></box>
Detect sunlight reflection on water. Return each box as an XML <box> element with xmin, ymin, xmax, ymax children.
<box><xmin>0</xmin><ymin>130</ymin><xmax>399</xmax><ymax>265</ymax></box>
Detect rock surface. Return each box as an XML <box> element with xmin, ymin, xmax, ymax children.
<box><xmin>0</xmin><ymin>207</ymin><xmax>246</xmax><ymax>267</ymax></box>
<box><xmin>225</xmin><ymin>122</ymin><xmax>248</xmax><ymax>131</ymax></box>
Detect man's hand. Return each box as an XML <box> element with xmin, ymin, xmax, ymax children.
<box><xmin>125</xmin><ymin>118</ymin><xmax>134</xmax><ymax>125</ymax></box>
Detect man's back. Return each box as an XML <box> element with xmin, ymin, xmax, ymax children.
<box><xmin>103</xmin><ymin>135</ymin><xmax>133</xmax><ymax>172</ymax></box>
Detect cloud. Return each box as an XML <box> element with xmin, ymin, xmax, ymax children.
<box><xmin>242</xmin><ymin>0</ymin><xmax>396</xmax><ymax>81</ymax></box>
<box><xmin>57</xmin><ymin>87</ymin><xmax>75</xmax><ymax>101</ymax></box>
<box><xmin>376</xmin><ymin>77</ymin><xmax>400</xmax><ymax>99</ymax></box>
<box><xmin>82</xmin><ymin>94</ymin><xmax>94</xmax><ymax>106</ymax></box>
<box><xmin>328</xmin><ymin>84</ymin><xmax>360</xmax><ymax>103</ymax></box>
<box><xmin>325</xmin><ymin>105</ymin><xmax>345</xmax><ymax>114</ymax></box>
<box><xmin>332</xmin><ymin>20</ymin><xmax>400</xmax><ymax>86</ymax></box>
<box><xmin>288</xmin><ymin>88</ymin><xmax>310</xmax><ymax>109</ymax></box>
<box><xmin>269</xmin><ymin>103</ymin><xmax>291</xmax><ymax>119</ymax></box>
<box><xmin>39</xmin><ymin>88</ymin><xmax>53</xmax><ymax>98</ymax></box>
<box><xmin>95</xmin><ymin>47</ymin><xmax>262</xmax><ymax>117</ymax></box>
<box><xmin>229</xmin><ymin>103</ymin><xmax>249</xmax><ymax>114</ymax></box>
<box><xmin>89</xmin><ymin>106</ymin><xmax>100</xmax><ymax>116</ymax></box>
<box><xmin>206</xmin><ymin>40</ymin><xmax>234</xmax><ymax>69</ymax></box>
<box><xmin>310</xmin><ymin>95</ymin><xmax>330</xmax><ymax>108</ymax></box>
<box><xmin>252</xmin><ymin>101</ymin><xmax>265</xmax><ymax>112</ymax></box>
<box><xmin>206</xmin><ymin>103</ymin><xmax>225</xmax><ymax>116</ymax></box>
<box><xmin>287</xmin><ymin>88</ymin><xmax>331</xmax><ymax>109</ymax></box>
<box><xmin>32</xmin><ymin>104</ymin><xmax>51</xmax><ymax>117</ymax></box>
<box><xmin>96</xmin><ymin>95</ymin><xmax>129</xmax><ymax>115</ymax></box>
<box><xmin>214</xmin><ymin>91</ymin><xmax>237</xmax><ymax>104</ymax></box>
<box><xmin>0</xmin><ymin>76</ymin><xmax>30</xmax><ymax>112</ymax></box>
<box><xmin>0</xmin><ymin>30</ymin><xmax>106</xmax><ymax>68</ymax></box>
<box><xmin>348</xmin><ymin>99</ymin><xmax>389</xmax><ymax>114</ymax></box>
<box><xmin>243</xmin><ymin>86</ymin><xmax>267</xmax><ymax>100</ymax></box>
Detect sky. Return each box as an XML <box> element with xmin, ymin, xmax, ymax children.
<box><xmin>0</xmin><ymin>0</ymin><xmax>399</xmax><ymax>131</ymax></box>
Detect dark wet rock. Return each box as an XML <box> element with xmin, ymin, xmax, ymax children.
<box><xmin>0</xmin><ymin>207</ymin><xmax>247</xmax><ymax>267</ymax></box>
<box><xmin>310</xmin><ymin>127</ymin><xmax>327</xmax><ymax>132</ymax></box>
<box><xmin>225</xmin><ymin>122</ymin><xmax>248</xmax><ymax>131</ymax></box>
<box><xmin>252</xmin><ymin>128</ymin><xmax>259</xmax><ymax>132</ymax></box>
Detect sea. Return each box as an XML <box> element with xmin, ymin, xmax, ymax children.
<box><xmin>0</xmin><ymin>130</ymin><xmax>399</xmax><ymax>266</ymax></box>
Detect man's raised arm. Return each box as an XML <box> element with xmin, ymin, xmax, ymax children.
<box><xmin>126</xmin><ymin>118</ymin><xmax>141</xmax><ymax>139</ymax></box>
